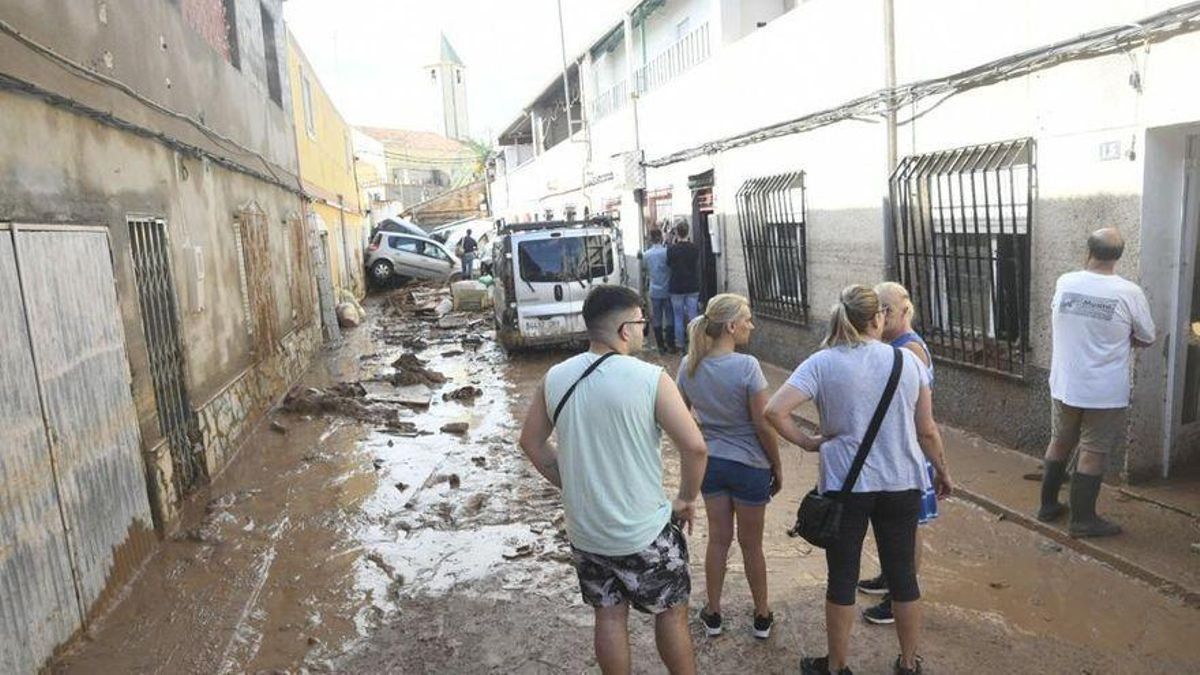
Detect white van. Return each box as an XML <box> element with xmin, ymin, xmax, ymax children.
<box><xmin>492</xmin><ymin>218</ymin><xmax>627</xmax><ymax>350</ymax></box>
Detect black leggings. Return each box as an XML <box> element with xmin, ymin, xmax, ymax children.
<box><xmin>824</xmin><ymin>490</ymin><xmax>921</xmax><ymax>606</ymax></box>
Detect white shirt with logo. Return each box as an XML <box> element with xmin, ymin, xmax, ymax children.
<box><xmin>1049</xmin><ymin>270</ymin><xmax>1155</xmax><ymax>409</ymax></box>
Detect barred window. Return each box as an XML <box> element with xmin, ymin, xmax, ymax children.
<box><xmin>736</xmin><ymin>172</ymin><xmax>809</xmax><ymax>324</ymax></box>
<box><xmin>890</xmin><ymin>138</ymin><xmax>1035</xmax><ymax>376</ymax></box>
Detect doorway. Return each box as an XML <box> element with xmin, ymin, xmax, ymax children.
<box><xmin>1166</xmin><ymin>134</ymin><xmax>1200</xmax><ymax>476</ymax></box>
<box><xmin>689</xmin><ymin>170</ymin><xmax>718</xmax><ymax>304</ymax></box>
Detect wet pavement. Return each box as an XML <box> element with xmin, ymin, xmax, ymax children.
<box><xmin>52</xmin><ymin>289</ymin><xmax>1200</xmax><ymax>674</ymax></box>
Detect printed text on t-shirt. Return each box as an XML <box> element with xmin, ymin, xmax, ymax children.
<box><xmin>1059</xmin><ymin>292</ymin><xmax>1118</xmax><ymax>321</ymax></box>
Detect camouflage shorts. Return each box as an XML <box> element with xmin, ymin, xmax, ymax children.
<box><xmin>571</xmin><ymin>521</ymin><xmax>690</xmax><ymax>614</ymax></box>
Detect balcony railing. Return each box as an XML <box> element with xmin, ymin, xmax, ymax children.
<box><xmin>634</xmin><ymin>22</ymin><xmax>711</xmax><ymax>95</ymax></box>
<box><xmin>589</xmin><ymin>79</ymin><xmax>629</xmax><ymax>121</ymax></box>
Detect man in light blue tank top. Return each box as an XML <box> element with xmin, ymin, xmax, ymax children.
<box><xmin>519</xmin><ymin>285</ymin><xmax>709</xmax><ymax>674</ymax></box>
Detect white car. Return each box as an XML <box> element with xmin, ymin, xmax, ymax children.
<box><xmin>365</xmin><ymin>232</ymin><xmax>460</xmax><ymax>285</ymax></box>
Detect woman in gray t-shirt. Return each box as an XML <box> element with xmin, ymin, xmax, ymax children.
<box><xmin>765</xmin><ymin>284</ymin><xmax>952</xmax><ymax>675</ymax></box>
<box><xmin>676</xmin><ymin>294</ymin><xmax>781</xmax><ymax>640</ymax></box>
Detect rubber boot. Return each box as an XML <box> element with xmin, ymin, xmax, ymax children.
<box><xmin>1068</xmin><ymin>473</ymin><xmax>1121</xmax><ymax>538</ymax></box>
<box><xmin>664</xmin><ymin>326</ymin><xmax>677</xmax><ymax>353</ymax></box>
<box><xmin>653</xmin><ymin>328</ymin><xmax>666</xmax><ymax>352</ymax></box>
<box><xmin>1036</xmin><ymin>459</ymin><xmax>1069</xmax><ymax>522</ymax></box>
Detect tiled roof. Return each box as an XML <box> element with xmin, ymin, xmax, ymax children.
<box><xmin>356</xmin><ymin>127</ymin><xmax>474</xmax><ymax>158</ymax></box>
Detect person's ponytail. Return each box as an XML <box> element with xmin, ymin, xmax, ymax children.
<box><xmin>686</xmin><ymin>316</ymin><xmax>714</xmax><ymax>377</ymax></box>
<box><xmin>822</xmin><ymin>285</ymin><xmax>879</xmax><ymax>348</ymax></box>
<box><xmin>686</xmin><ymin>293</ymin><xmax>752</xmax><ymax>376</ymax></box>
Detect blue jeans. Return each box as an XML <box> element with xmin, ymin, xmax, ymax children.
<box><xmin>670</xmin><ymin>293</ymin><xmax>699</xmax><ymax>348</ymax></box>
<box><xmin>650</xmin><ymin>297</ymin><xmax>674</xmax><ymax>332</ymax></box>
<box><xmin>460</xmin><ymin>252</ymin><xmax>475</xmax><ymax>279</ymax></box>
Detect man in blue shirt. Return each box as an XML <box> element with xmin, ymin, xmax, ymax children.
<box><xmin>643</xmin><ymin>229</ymin><xmax>675</xmax><ymax>351</ymax></box>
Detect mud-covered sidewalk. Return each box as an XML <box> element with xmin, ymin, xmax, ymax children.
<box><xmin>52</xmin><ymin>290</ymin><xmax>1200</xmax><ymax>674</ymax></box>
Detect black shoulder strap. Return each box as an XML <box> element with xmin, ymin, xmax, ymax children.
<box><xmin>838</xmin><ymin>347</ymin><xmax>904</xmax><ymax>497</ymax></box>
<box><xmin>552</xmin><ymin>352</ymin><xmax>618</xmax><ymax>427</ymax></box>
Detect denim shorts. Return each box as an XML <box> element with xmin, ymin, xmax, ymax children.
<box><xmin>701</xmin><ymin>456</ymin><xmax>773</xmax><ymax>506</ymax></box>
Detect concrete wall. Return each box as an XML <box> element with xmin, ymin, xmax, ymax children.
<box><xmin>0</xmin><ymin>0</ymin><xmax>319</xmax><ymax>522</ymax></box>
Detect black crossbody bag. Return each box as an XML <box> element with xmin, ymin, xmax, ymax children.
<box><xmin>551</xmin><ymin>352</ymin><xmax>618</xmax><ymax>426</ymax></box>
<box><xmin>788</xmin><ymin>347</ymin><xmax>903</xmax><ymax>548</ymax></box>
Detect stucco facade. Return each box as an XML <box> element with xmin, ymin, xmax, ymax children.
<box><xmin>491</xmin><ymin>0</ymin><xmax>1200</xmax><ymax>482</ymax></box>
<box><xmin>0</xmin><ymin>0</ymin><xmax>319</xmax><ymax>522</ymax></box>
<box><xmin>288</xmin><ymin>32</ymin><xmax>367</xmax><ymax>298</ymax></box>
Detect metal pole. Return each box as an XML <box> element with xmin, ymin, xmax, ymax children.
<box><xmin>882</xmin><ymin>0</ymin><xmax>900</xmax><ymax>281</ymax></box>
<box><xmin>556</xmin><ymin>0</ymin><xmax>575</xmax><ymax>138</ymax></box>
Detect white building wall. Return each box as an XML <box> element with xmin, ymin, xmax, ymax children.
<box><xmin>490</xmin><ymin>0</ymin><xmax>1200</xmax><ymax>475</ymax></box>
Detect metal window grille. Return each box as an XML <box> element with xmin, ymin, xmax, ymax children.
<box><xmin>235</xmin><ymin>204</ymin><xmax>279</xmax><ymax>355</ymax></box>
<box><xmin>890</xmin><ymin>138</ymin><xmax>1036</xmax><ymax>377</ymax></box>
<box><xmin>128</xmin><ymin>217</ymin><xmax>206</xmax><ymax>493</ymax></box>
<box><xmin>736</xmin><ymin>172</ymin><xmax>809</xmax><ymax>324</ymax></box>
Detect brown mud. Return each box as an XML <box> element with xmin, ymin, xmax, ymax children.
<box><xmin>51</xmin><ymin>289</ymin><xmax>1200</xmax><ymax>674</ymax></box>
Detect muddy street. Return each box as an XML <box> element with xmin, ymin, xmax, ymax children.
<box><xmin>52</xmin><ymin>290</ymin><xmax>1200</xmax><ymax>675</ymax></box>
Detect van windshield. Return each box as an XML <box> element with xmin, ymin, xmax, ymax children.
<box><xmin>518</xmin><ymin>235</ymin><xmax>613</xmax><ymax>283</ymax></box>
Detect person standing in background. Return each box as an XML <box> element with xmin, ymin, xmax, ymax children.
<box><xmin>458</xmin><ymin>229</ymin><xmax>478</xmax><ymax>280</ymax></box>
<box><xmin>1039</xmin><ymin>228</ymin><xmax>1155</xmax><ymax>538</ymax></box>
<box><xmin>644</xmin><ymin>229</ymin><xmax>676</xmax><ymax>352</ymax></box>
<box><xmin>668</xmin><ymin>221</ymin><xmax>701</xmax><ymax>352</ymax></box>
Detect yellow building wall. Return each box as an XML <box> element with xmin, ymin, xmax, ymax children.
<box><xmin>312</xmin><ymin>201</ymin><xmax>366</xmax><ymax>299</ymax></box>
<box><xmin>287</xmin><ymin>32</ymin><xmax>366</xmax><ymax>298</ymax></box>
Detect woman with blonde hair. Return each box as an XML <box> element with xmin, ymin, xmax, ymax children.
<box><xmin>675</xmin><ymin>293</ymin><xmax>782</xmax><ymax>640</ymax></box>
<box><xmin>765</xmin><ymin>285</ymin><xmax>952</xmax><ymax>675</ymax></box>
<box><xmin>855</xmin><ymin>282</ymin><xmax>941</xmax><ymax>626</ymax></box>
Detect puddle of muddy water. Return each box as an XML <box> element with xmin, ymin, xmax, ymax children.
<box><xmin>52</xmin><ymin>289</ymin><xmax>1200</xmax><ymax>675</ymax></box>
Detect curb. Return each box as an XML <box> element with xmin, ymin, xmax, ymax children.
<box><xmin>951</xmin><ymin>485</ymin><xmax>1200</xmax><ymax>609</ymax></box>
<box><xmin>788</xmin><ymin>411</ymin><xmax>1200</xmax><ymax>608</ymax></box>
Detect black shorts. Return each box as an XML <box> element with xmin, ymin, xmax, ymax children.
<box><xmin>570</xmin><ymin>521</ymin><xmax>690</xmax><ymax>614</ymax></box>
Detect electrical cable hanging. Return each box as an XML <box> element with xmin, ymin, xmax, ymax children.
<box><xmin>0</xmin><ymin>16</ymin><xmax>297</xmax><ymax>188</ymax></box>
<box><xmin>644</xmin><ymin>1</ymin><xmax>1200</xmax><ymax>168</ymax></box>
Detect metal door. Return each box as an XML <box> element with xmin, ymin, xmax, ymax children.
<box><xmin>128</xmin><ymin>217</ymin><xmax>205</xmax><ymax>494</ymax></box>
<box><xmin>309</xmin><ymin>212</ymin><xmax>339</xmax><ymax>342</ymax></box>
<box><xmin>1</xmin><ymin>225</ymin><xmax>155</xmax><ymax>672</ymax></box>
<box><xmin>0</xmin><ymin>226</ymin><xmax>80</xmax><ymax>675</ymax></box>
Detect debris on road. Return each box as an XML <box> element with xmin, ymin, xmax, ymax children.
<box><xmin>280</xmin><ymin>385</ymin><xmax>409</xmax><ymax>426</ymax></box>
<box><xmin>337</xmin><ymin>301</ymin><xmax>365</xmax><ymax>328</ymax></box>
<box><xmin>502</xmin><ymin>543</ymin><xmax>536</xmax><ymax>560</ymax></box>
<box><xmin>1037</xmin><ymin>541</ymin><xmax>1064</xmax><ymax>554</ymax></box>
<box><xmin>440</xmin><ymin>422</ymin><xmax>469</xmax><ymax>435</ymax></box>
<box><xmin>363</xmin><ymin>381</ymin><xmax>434</xmax><ymax>409</ymax></box>
<box><xmin>387</xmin><ymin>352</ymin><xmax>447</xmax><ymax>386</ymax></box>
<box><xmin>436</xmin><ymin>314</ymin><xmax>472</xmax><ymax>330</ymax></box>
<box><xmin>443</xmin><ymin>386</ymin><xmax>483</xmax><ymax>402</ymax></box>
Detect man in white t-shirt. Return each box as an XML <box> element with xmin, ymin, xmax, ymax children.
<box><xmin>1039</xmin><ymin>228</ymin><xmax>1155</xmax><ymax>538</ymax></box>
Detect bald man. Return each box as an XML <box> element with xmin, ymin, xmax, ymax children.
<box><xmin>1039</xmin><ymin>228</ymin><xmax>1155</xmax><ymax>537</ymax></box>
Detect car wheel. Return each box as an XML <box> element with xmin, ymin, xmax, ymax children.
<box><xmin>370</xmin><ymin>259</ymin><xmax>394</xmax><ymax>283</ymax></box>
<box><xmin>449</xmin><ymin>271</ymin><xmax>464</xmax><ymax>283</ymax></box>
